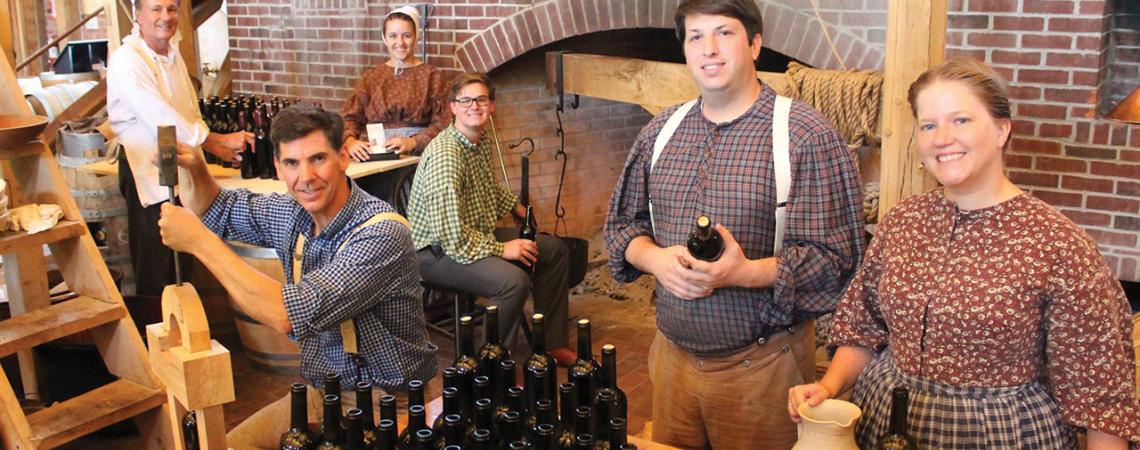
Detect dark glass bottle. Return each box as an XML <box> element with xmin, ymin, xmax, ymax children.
<box><xmin>591</xmin><ymin>391</ymin><xmax>613</xmax><ymax>445</ymax></box>
<box><xmin>494</xmin><ymin>360</ymin><xmax>517</xmax><ymax>415</ymax></box>
<box><xmin>526</xmin><ymin>366</ymin><xmax>550</xmax><ymax>419</ymax></box>
<box><xmin>320</xmin><ymin>374</ymin><xmax>341</xmax><ymax>438</ymax></box>
<box><xmin>353</xmin><ymin>382</ymin><xmax>377</xmax><ymax>447</ymax></box>
<box><xmin>439</xmin><ymin>414</ymin><xmax>465</xmax><ymax>449</ymax></box>
<box><xmin>520</xmin><ymin>206</ymin><xmax>536</xmax><ymax>241</ymax></box>
<box><xmin>686</xmin><ymin>215</ymin><xmax>723</xmax><ymax>261</ymax></box>
<box><xmin>497</xmin><ymin>386</ymin><xmax>525</xmax><ymax>436</ymax></box>
<box><xmin>408</xmin><ymin>379</ymin><xmax>425</xmax><ymax>410</ymax></box>
<box><xmin>255</xmin><ymin>104</ymin><xmax>274</xmax><ymax>179</ymax></box>
<box><xmin>316</xmin><ymin>395</ymin><xmax>343</xmax><ymax>449</ymax></box>
<box><xmin>607</xmin><ymin>418</ymin><xmax>628</xmax><ymax>450</ymax></box>
<box><xmin>568</xmin><ymin>319</ymin><xmax>599</xmax><ymax>407</ymax></box>
<box><xmin>412</xmin><ymin>429</ymin><xmax>434</xmax><ymax>450</ymax></box>
<box><xmin>380</xmin><ymin>394</ymin><xmax>397</xmax><ymax>425</ymax></box>
<box><xmin>182</xmin><ymin>410</ymin><xmax>199</xmax><ymax>450</ymax></box>
<box><xmin>524</xmin><ymin>314</ymin><xmax>557</xmax><ymax>410</ymax></box>
<box><xmin>593</xmin><ymin>344</ymin><xmax>627</xmax><ymax>425</ymax></box>
<box><xmin>499</xmin><ymin>411</ymin><xmax>523</xmax><ymax>449</ymax></box>
<box><xmin>534</xmin><ymin>423</ymin><xmax>555</xmax><ymax>450</ymax></box>
<box><xmin>573</xmin><ymin>406</ymin><xmax>593</xmax><ymax>441</ymax></box>
<box><xmin>530</xmin><ymin>398</ymin><xmax>555</xmax><ymax>441</ymax></box>
<box><xmin>473</xmin><ymin>376</ymin><xmax>492</xmax><ymax>404</ymax></box>
<box><xmin>343</xmin><ymin>408</ymin><xmax>364</xmax><ymax>450</ymax></box>
<box><xmin>468</xmin><ymin>429</ymin><xmax>492</xmax><ymax>450</ymax></box>
<box><xmin>280</xmin><ymin>383</ymin><xmax>317</xmax><ymax>450</ymax></box>
<box><xmin>573</xmin><ymin>434</ymin><xmax>595</xmax><ymax>450</ymax></box>
<box><xmin>238</xmin><ymin>108</ymin><xmax>257</xmax><ymax>179</ymax></box>
<box><xmin>454</xmin><ymin>315</ymin><xmax>479</xmax><ymax>420</ymax></box>
<box><xmin>466</xmin><ymin>398</ymin><xmax>495</xmax><ymax>447</ymax></box>
<box><xmin>877</xmin><ymin>387</ymin><xmax>918</xmax><ymax>450</ymax></box>
<box><xmin>477</xmin><ymin>305</ymin><xmax>510</xmax><ymax>387</ymax></box>
<box><xmin>433</xmin><ymin>387</ymin><xmax>462</xmax><ymax>434</ymax></box>
<box><xmin>554</xmin><ymin>383</ymin><xmax>577</xmax><ymax>450</ymax></box>
<box><xmin>376</xmin><ymin>419</ymin><xmax>397</xmax><ymax>450</ymax></box>
<box><xmin>399</xmin><ymin>404</ymin><xmax>429</xmax><ymax>449</ymax></box>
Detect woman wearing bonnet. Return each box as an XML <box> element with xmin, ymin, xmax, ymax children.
<box><xmin>339</xmin><ymin>5</ymin><xmax>452</xmax><ymax>160</ymax></box>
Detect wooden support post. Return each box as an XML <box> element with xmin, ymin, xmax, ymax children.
<box><xmin>54</xmin><ymin>0</ymin><xmax>82</xmax><ymax>45</ymax></box>
<box><xmin>0</xmin><ymin>0</ymin><xmax>14</xmax><ymax>68</ymax></box>
<box><xmin>12</xmin><ymin>0</ymin><xmax>47</xmax><ymax>76</ymax></box>
<box><xmin>104</xmin><ymin>0</ymin><xmax>130</xmax><ymax>54</ymax></box>
<box><xmin>3</xmin><ymin>248</ymin><xmax>49</xmax><ymax>402</ymax></box>
<box><xmin>877</xmin><ymin>0</ymin><xmax>946</xmax><ymax>222</ymax></box>
<box><xmin>176</xmin><ymin>0</ymin><xmax>197</xmax><ymax>84</ymax></box>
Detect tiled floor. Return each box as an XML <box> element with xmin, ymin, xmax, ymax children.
<box><xmin>59</xmin><ymin>286</ymin><xmax>662</xmax><ymax>448</ymax></box>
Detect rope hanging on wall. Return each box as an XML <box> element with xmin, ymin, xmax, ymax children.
<box><xmin>784</xmin><ymin>61</ymin><xmax>884</xmax><ymax>151</ymax></box>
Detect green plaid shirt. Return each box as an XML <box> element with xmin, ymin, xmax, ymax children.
<box><xmin>408</xmin><ymin>125</ymin><xmax>517</xmax><ymax>264</ymax></box>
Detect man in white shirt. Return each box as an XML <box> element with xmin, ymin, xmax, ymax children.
<box><xmin>107</xmin><ymin>0</ymin><xmax>250</xmax><ymax>295</ymax></box>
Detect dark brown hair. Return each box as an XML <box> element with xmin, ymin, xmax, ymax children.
<box><xmin>674</xmin><ymin>0</ymin><xmax>764</xmax><ymax>43</ymax></box>
<box><xmin>448</xmin><ymin>72</ymin><xmax>495</xmax><ymax>101</ymax></box>
<box><xmin>907</xmin><ymin>57</ymin><xmax>1012</xmax><ymax>121</ymax></box>
<box><xmin>384</xmin><ymin>12</ymin><xmax>416</xmax><ymax>38</ymax></box>
<box><xmin>269</xmin><ymin>104</ymin><xmax>344</xmax><ymax>158</ymax></box>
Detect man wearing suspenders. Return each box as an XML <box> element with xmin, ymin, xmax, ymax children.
<box><xmin>158</xmin><ymin>105</ymin><xmax>437</xmax><ymax>449</ymax></box>
<box><xmin>603</xmin><ymin>1</ymin><xmax>864</xmax><ymax>449</ymax></box>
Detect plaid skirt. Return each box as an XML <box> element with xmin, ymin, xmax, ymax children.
<box><xmin>852</xmin><ymin>349</ymin><xmax>1077</xmax><ymax>449</ymax></box>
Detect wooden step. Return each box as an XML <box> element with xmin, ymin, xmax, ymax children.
<box><xmin>0</xmin><ymin>220</ymin><xmax>86</xmax><ymax>254</ymax></box>
<box><xmin>26</xmin><ymin>378</ymin><xmax>165</xmax><ymax>449</ymax></box>
<box><xmin>0</xmin><ymin>296</ymin><xmax>123</xmax><ymax>358</ymax></box>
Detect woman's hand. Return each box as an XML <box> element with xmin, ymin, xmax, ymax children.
<box><xmin>788</xmin><ymin>382</ymin><xmax>834</xmax><ymax>423</ymax></box>
<box><xmin>343</xmin><ymin>136</ymin><xmax>371</xmax><ymax>162</ymax></box>
<box><xmin>385</xmin><ymin>136</ymin><xmax>417</xmax><ymax>155</ymax></box>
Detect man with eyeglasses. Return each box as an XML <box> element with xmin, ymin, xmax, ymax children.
<box><xmin>407</xmin><ymin>72</ymin><xmax>575</xmax><ymax>365</ymax></box>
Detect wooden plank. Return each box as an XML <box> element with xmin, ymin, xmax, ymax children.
<box><xmin>0</xmin><ymin>296</ymin><xmax>123</xmax><ymax>358</ymax></box>
<box><xmin>27</xmin><ymin>378</ymin><xmax>166</xmax><ymax>448</ymax></box>
<box><xmin>877</xmin><ymin>0</ymin><xmax>946</xmax><ymax>222</ymax></box>
<box><xmin>0</xmin><ymin>140</ymin><xmax>49</xmax><ymax>160</ymax></box>
<box><xmin>41</xmin><ymin>78</ymin><xmax>108</xmax><ymax>147</ymax></box>
<box><xmin>53</xmin><ymin>0</ymin><xmax>81</xmax><ymax>53</ymax></box>
<box><xmin>191</xmin><ymin>0</ymin><xmax>222</xmax><ymax>28</ymax></box>
<box><xmin>4</xmin><ymin>248</ymin><xmax>50</xmax><ymax>402</ymax></box>
<box><xmin>0</xmin><ymin>0</ymin><xmax>13</xmax><ymax>68</ymax></box>
<box><xmin>545</xmin><ymin>53</ymin><xmax>788</xmax><ymax>115</ymax></box>
<box><xmin>104</xmin><ymin>0</ymin><xmax>130</xmax><ymax>54</ymax></box>
<box><xmin>12</xmin><ymin>0</ymin><xmax>46</xmax><ymax>76</ymax></box>
<box><xmin>0</xmin><ymin>365</ymin><xmax>36</xmax><ymax>450</ymax></box>
<box><xmin>0</xmin><ymin>220</ymin><xmax>86</xmax><ymax>254</ymax></box>
<box><xmin>176</xmin><ymin>0</ymin><xmax>197</xmax><ymax>84</ymax></box>
<box><xmin>0</xmin><ymin>43</ymin><xmax>33</xmax><ymax>115</ymax></box>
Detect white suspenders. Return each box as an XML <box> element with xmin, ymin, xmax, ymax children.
<box><xmin>292</xmin><ymin>212</ymin><xmax>410</xmax><ymax>353</ymax></box>
<box><xmin>649</xmin><ymin>96</ymin><xmax>793</xmax><ymax>255</ymax></box>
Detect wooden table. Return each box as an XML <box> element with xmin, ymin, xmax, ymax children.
<box><xmin>79</xmin><ymin>156</ymin><xmax>420</xmax><ymax>194</ymax></box>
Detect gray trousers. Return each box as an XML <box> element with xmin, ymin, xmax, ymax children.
<box><xmin>417</xmin><ymin>228</ymin><xmax>570</xmax><ymax>350</ymax></box>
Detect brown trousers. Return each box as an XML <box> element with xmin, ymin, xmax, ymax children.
<box><xmin>648</xmin><ymin>322</ymin><xmax>816</xmax><ymax>450</ymax></box>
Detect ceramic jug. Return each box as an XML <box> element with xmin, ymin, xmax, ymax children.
<box><xmin>792</xmin><ymin>399</ymin><xmax>862</xmax><ymax>450</ymax></box>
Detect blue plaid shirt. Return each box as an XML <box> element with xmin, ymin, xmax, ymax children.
<box><xmin>201</xmin><ymin>177</ymin><xmax>438</xmax><ymax>390</ymax></box>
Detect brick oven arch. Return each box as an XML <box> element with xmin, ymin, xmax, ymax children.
<box><xmin>454</xmin><ymin>0</ymin><xmax>883</xmax><ymax>73</ymax></box>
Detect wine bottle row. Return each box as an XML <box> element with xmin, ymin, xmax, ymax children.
<box><xmin>197</xmin><ymin>94</ymin><xmax>300</xmax><ymax>180</ymax></box>
<box><xmin>279</xmin><ymin>312</ymin><xmax>635</xmax><ymax>450</ymax></box>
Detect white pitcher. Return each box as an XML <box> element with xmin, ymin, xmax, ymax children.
<box><xmin>792</xmin><ymin>399</ymin><xmax>862</xmax><ymax>450</ymax></box>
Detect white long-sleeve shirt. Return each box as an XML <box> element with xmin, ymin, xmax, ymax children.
<box><xmin>107</xmin><ymin>31</ymin><xmax>208</xmax><ymax>207</ymax></box>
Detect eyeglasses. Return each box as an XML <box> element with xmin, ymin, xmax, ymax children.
<box><xmin>453</xmin><ymin>96</ymin><xmax>491</xmax><ymax>107</ymax></box>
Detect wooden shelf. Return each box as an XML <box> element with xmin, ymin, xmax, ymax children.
<box><xmin>0</xmin><ymin>296</ymin><xmax>123</xmax><ymax>358</ymax></box>
<box><xmin>0</xmin><ymin>220</ymin><xmax>86</xmax><ymax>255</ymax></box>
<box><xmin>27</xmin><ymin>378</ymin><xmax>165</xmax><ymax>449</ymax></box>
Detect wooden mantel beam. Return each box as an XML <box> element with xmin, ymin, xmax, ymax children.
<box><xmin>545</xmin><ymin>52</ymin><xmax>788</xmax><ymax>116</ymax></box>
<box><xmin>877</xmin><ymin>0</ymin><xmax>947</xmax><ymax>221</ymax></box>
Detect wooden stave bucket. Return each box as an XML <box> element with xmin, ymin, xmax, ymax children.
<box><xmin>227</xmin><ymin>242</ymin><xmax>302</xmax><ymax>375</ymax></box>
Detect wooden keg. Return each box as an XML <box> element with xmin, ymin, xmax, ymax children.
<box><xmin>227</xmin><ymin>242</ymin><xmax>301</xmax><ymax>374</ymax></box>
<box><xmin>24</xmin><ymin>80</ymin><xmax>98</xmax><ymax>121</ymax></box>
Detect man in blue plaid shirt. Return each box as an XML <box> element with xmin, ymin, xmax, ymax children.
<box><xmin>158</xmin><ymin>104</ymin><xmax>437</xmax><ymax>448</ymax></box>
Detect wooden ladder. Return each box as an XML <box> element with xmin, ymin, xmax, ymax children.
<box><xmin>0</xmin><ymin>54</ymin><xmax>173</xmax><ymax>449</ymax></box>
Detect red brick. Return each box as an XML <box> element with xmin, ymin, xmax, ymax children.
<box><xmin>1122</xmin><ymin>150</ymin><xmax>1140</xmax><ymax>163</ymax></box>
<box><xmin>968</xmin><ymin>0</ymin><xmax>1018</xmax><ymax>12</ymax></box>
<box><xmin>1075</xmin><ymin>36</ymin><xmax>1102</xmax><ymax>51</ymax></box>
<box><xmin>1072</xmin><ymin>71</ymin><xmax>1099</xmax><ymax>87</ymax></box>
<box><xmin>1093</xmin><ymin>123</ymin><xmax>1110</xmax><ymax>145</ymax></box>
<box><xmin>1091</xmin><ymin>162</ymin><xmax>1140</xmax><ymax>179</ymax></box>
<box><xmin>1078</xmin><ymin>0</ymin><xmax>1106</xmax><ymax>15</ymax></box>
<box><xmin>1022</xmin><ymin>34</ymin><xmax>1073</xmax><ymax>49</ymax></box>
<box><xmin>1033</xmin><ymin>190</ymin><xmax>1084</xmax><ymax>207</ymax></box>
<box><xmin>993</xmin><ymin>16</ymin><xmax>1044</xmax><ymax>31</ymax></box>
<box><xmin>1111</xmin><ymin>125</ymin><xmax>1129</xmax><ymax>147</ymax></box>
<box><xmin>1037</xmin><ymin>156</ymin><xmax>1087</xmax><ymax>173</ymax></box>
<box><xmin>1045</xmin><ymin>52</ymin><xmax>1100</xmax><ymax>69</ymax></box>
<box><xmin>1038</xmin><ymin>123</ymin><xmax>1074</xmax><ymax>138</ymax></box>
<box><xmin>967</xmin><ymin>32</ymin><xmax>1018</xmax><ymax>47</ymax></box>
<box><xmin>1060</xmin><ymin>209</ymin><xmax>1112</xmax><ymax>227</ymax></box>
<box><xmin>1043</xmin><ymin>88</ymin><xmax>1094</xmax><ymax>104</ymax></box>
<box><xmin>992</xmin><ymin>50</ymin><xmax>1041</xmax><ymax>65</ymax></box>
<box><xmin>1006</xmin><ymin>154</ymin><xmax>1032</xmax><ymax>169</ymax></box>
<box><xmin>1121</xmin><ymin>181</ymin><xmax>1140</xmax><ymax>197</ymax></box>
<box><xmin>1070</xmin><ymin>107</ymin><xmax>1095</xmax><ymax>119</ymax></box>
<box><xmin>1012</xmin><ymin>119</ymin><xmax>1036</xmax><ymax>135</ymax></box>
<box><xmin>1065</xmin><ymin>145</ymin><xmax>1117</xmax><ymax>160</ymax></box>
<box><xmin>1116</xmin><ymin>216</ymin><xmax>1140</xmax><ymax>232</ymax></box>
<box><xmin>1087</xmin><ymin>195</ymin><xmax>1140</xmax><ymax>213</ymax></box>
<box><xmin>1023</xmin><ymin>1</ymin><xmax>1074</xmax><ymax>13</ymax></box>
<box><xmin>1009</xmin><ymin>85</ymin><xmax>1042</xmax><ymax>101</ymax></box>
<box><xmin>949</xmin><ymin>14</ymin><xmax>990</xmax><ymax>29</ymax></box>
<box><xmin>1086</xmin><ymin>229</ymin><xmax>1140</xmax><ymax>247</ymax></box>
<box><xmin>1012</xmin><ymin>138</ymin><xmax>1062</xmax><ymax>154</ymax></box>
<box><xmin>1017</xmin><ymin>103</ymin><xmax>1068</xmax><ymax>120</ymax></box>
<box><xmin>1048</xmin><ymin>17</ymin><xmax>1102</xmax><ymax>33</ymax></box>
<box><xmin>1061</xmin><ymin>175</ymin><xmax>1114</xmax><ymax>193</ymax></box>
<box><xmin>1075</xmin><ymin>122</ymin><xmax>1091</xmax><ymax>143</ymax></box>
<box><xmin>1009</xmin><ymin>171</ymin><xmax>1058</xmax><ymax>187</ymax></box>
<box><xmin>1018</xmin><ymin>68</ymin><xmax>1068</xmax><ymax>84</ymax></box>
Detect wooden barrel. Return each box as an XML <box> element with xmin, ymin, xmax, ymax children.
<box><xmin>228</xmin><ymin>242</ymin><xmax>302</xmax><ymax>375</ymax></box>
<box><xmin>24</xmin><ymin>80</ymin><xmax>98</xmax><ymax>121</ymax></box>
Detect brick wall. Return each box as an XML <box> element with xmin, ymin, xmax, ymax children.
<box><xmin>945</xmin><ymin>0</ymin><xmax>1140</xmax><ymax>282</ymax></box>
<box><xmin>1101</xmin><ymin>0</ymin><xmax>1139</xmax><ymax>114</ymax></box>
<box><xmin>225</xmin><ymin>0</ymin><xmax>1140</xmax><ymax>281</ymax></box>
